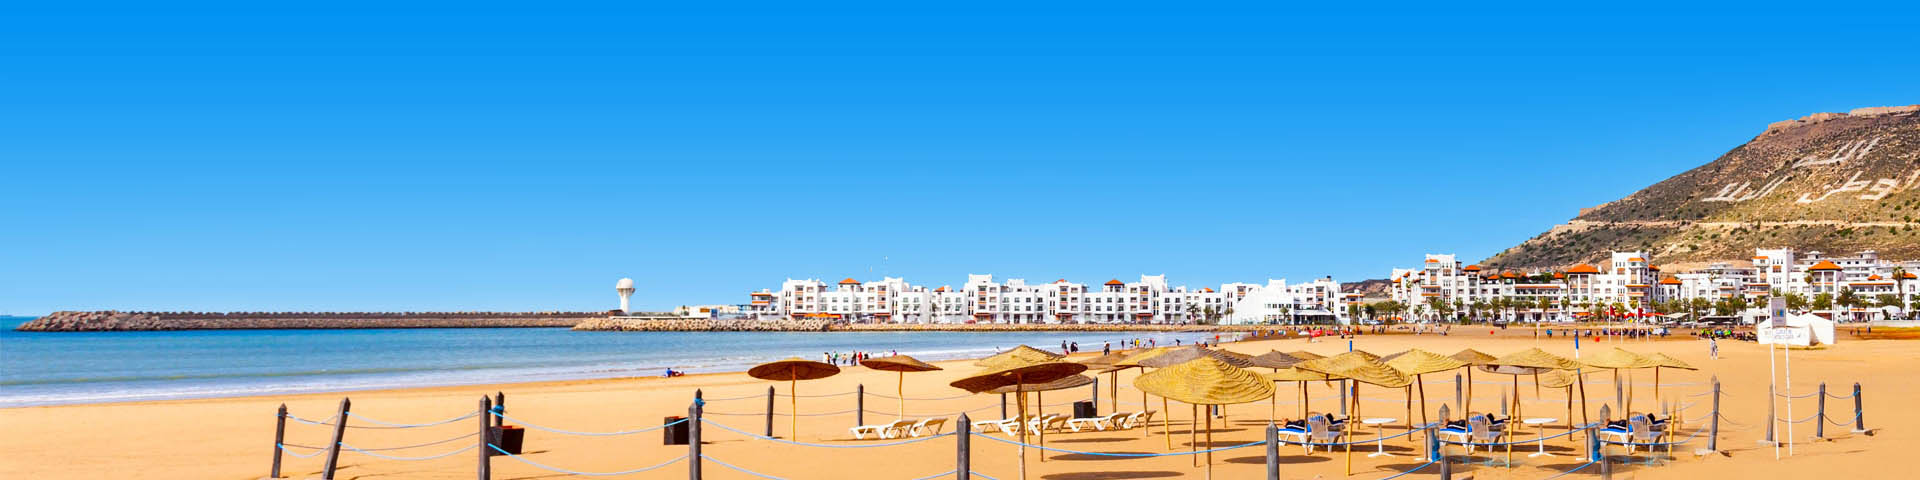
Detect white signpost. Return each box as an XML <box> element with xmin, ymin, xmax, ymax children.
<box><xmin>1764</xmin><ymin>297</ymin><xmax>1795</xmax><ymax>459</ymax></box>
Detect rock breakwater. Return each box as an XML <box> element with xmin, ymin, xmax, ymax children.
<box><xmin>16</xmin><ymin>311</ymin><xmax>607</xmax><ymax>331</ymax></box>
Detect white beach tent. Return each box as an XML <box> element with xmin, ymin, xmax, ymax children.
<box><xmin>1757</xmin><ymin>313</ymin><xmax>1835</xmax><ymax>346</ymax></box>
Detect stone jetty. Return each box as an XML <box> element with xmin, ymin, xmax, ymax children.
<box><xmin>15</xmin><ymin>310</ymin><xmax>610</xmax><ymax>331</ymax></box>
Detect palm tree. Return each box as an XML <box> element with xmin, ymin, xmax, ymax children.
<box><xmin>1812</xmin><ymin>292</ymin><xmax>1834</xmax><ymax>312</ymax></box>
<box><xmin>1536</xmin><ymin>296</ymin><xmax>1554</xmax><ymax>323</ymax></box>
<box><xmin>1837</xmin><ymin>287</ymin><xmax>1861</xmax><ymax>322</ymax></box>
<box><xmin>1894</xmin><ymin>266</ymin><xmax>1912</xmax><ymax>315</ymax></box>
<box><xmin>1186</xmin><ymin>303</ymin><xmax>1202</xmax><ymax>323</ymax></box>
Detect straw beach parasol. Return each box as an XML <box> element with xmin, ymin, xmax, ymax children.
<box><xmin>1111</xmin><ymin>347</ymin><xmax>1177</xmax><ymax>444</ymax></box>
<box><xmin>1643</xmin><ymin>352</ymin><xmax>1697</xmax><ymax>413</ymax></box>
<box><xmin>974</xmin><ymin>345</ymin><xmax>1064</xmax><ymax>367</ymax></box>
<box><xmin>747</xmin><ymin>358</ymin><xmax>841</xmax><ymax>440</ymax></box>
<box><xmin>1487</xmin><ymin>348</ymin><xmax>1589</xmax><ymax>424</ymax></box>
<box><xmin>1078</xmin><ymin>352</ymin><xmax>1132</xmax><ymax>416</ymax></box>
<box><xmin>1134</xmin><ymin>356</ymin><xmax>1273</xmax><ymax>479</ymax></box>
<box><xmin>1249</xmin><ymin>351</ymin><xmax>1304</xmax><ymax>422</ymax></box>
<box><xmin>1450</xmin><ymin>349</ymin><xmax>1498</xmax><ymax>414</ymax></box>
<box><xmin>1294</xmin><ymin>351</ymin><xmax>1412</xmax><ymax>476</ymax></box>
<box><xmin>1581</xmin><ymin>347</ymin><xmax>1658</xmax><ymax>414</ymax></box>
<box><xmin>860</xmin><ymin>355</ymin><xmax>943</xmax><ymax>419</ymax></box>
<box><xmin>950</xmin><ymin>354</ymin><xmax>1087</xmax><ymax>480</ymax></box>
<box><xmin>1383</xmin><ymin>349</ymin><xmax>1468</xmax><ymax>431</ymax></box>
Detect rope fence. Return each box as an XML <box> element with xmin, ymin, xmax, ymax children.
<box><xmin>264</xmin><ymin>377</ymin><xmax>1870</xmax><ymax>480</ymax></box>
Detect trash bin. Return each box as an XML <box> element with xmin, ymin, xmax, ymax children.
<box><xmin>1073</xmin><ymin>401</ymin><xmax>1096</xmax><ymax>419</ymax></box>
<box><xmin>663</xmin><ymin>416</ymin><xmax>689</xmax><ymax>445</ymax></box>
<box><xmin>488</xmin><ymin>425</ymin><xmax>526</xmax><ymax>455</ymax></box>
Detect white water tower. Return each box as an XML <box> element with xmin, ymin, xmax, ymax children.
<box><xmin>615</xmin><ymin>278</ymin><xmax>636</xmax><ymax>314</ymax></box>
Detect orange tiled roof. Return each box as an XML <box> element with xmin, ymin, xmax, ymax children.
<box><xmin>1659</xmin><ymin>276</ymin><xmax>1682</xmax><ymax>285</ymax></box>
<box><xmin>1628</xmin><ymin>257</ymin><xmax>1644</xmax><ymax>262</ymax></box>
<box><xmin>1904</xmin><ymin>272</ymin><xmax>1918</xmax><ymax>279</ymax></box>
<box><xmin>1809</xmin><ymin>260</ymin><xmax>1842</xmax><ymax>271</ymax></box>
<box><xmin>1105</xmin><ymin>279</ymin><xmax>1125</xmax><ymax>285</ymax></box>
<box><xmin>1553</xmin><ymin>272</ymin><xmax>1566</xmax><ymax>279</ymax></box>
<box><xmin>1464</xmin><ymin>265</ymin><xmax>1482</xmax><ymax>271</ymax></box>
<box><xmin>1868</xmin><ymin>274</ymin><xmax>1883</xmax><ymax>280</ymax></box>
<box><xmin>840</xmin><ymin>278</ymin><xmax>861</xmax><ymax>284</ymax></box>
<box><xmin>1566</xmin><ymin>264</ymin><xmax>1600</xmax><ymax>274</ymax></box>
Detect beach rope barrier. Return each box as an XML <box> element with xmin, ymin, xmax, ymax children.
<box><xmin>341</xmin><ymin>442</ymin><xmax>476</xmax><ymax>461</ymax></box>
<box><xmin>1824</xmin><ymin>390</ymin><xmax>1858</xmax><ymax>399</ymax></box>
<box><xmin>700</xmin><ymin>418</ymin><xmax>953</xmax><ymax>448</ymax></box>
<box><xmin>861</xmin><ymin>405</ymin><xmax>1000</xmax><ymax>418</ymax></box>
<box><xmin>869</xmin><ymin>392</ymin><xmax>974</xmax><ymax>401</ymax></box>
<box><xmin>1775</xmin><ymin>391</ymin><xmax>1820</xmax><ymax>400</ymax></box>
<box><xmin>340</xmin><ymin>432</ymin><xmax>477</xmax><ymax>451</ymax></box>
<box><xmin>1601</xmin><ymin>424</ymin><xmax>1710</xmax><ymax>447</ymax></box>
<box><xmin>493</xmin><ymin>413</ymin><xmax>687</xmax><ymax>437</ymax></box>
<box><xmin>1440</xmin><ymin>423</ymin><xmax>1595</xmax><ymax>448</ymax></box>
<box><xmin>1543</xmin><ymin>459</ymin><xmax>1598</xmax><ymax>479</ymax></box>
<box><xmin>344</xmin><ymin>410</ymin><xmax>479</xmax><ymax>429</ymax></box>
<box><xmin>968</xmin><ymin>471</ymin><xmax>1001</xmax><ymax>480</ymax></box>
<box><xmin>1377</xmin><ymin>459</ymin><xmax>1436</xmax><ymax>480</ymax></box>
<box><xmin>972</xmin><ymin>433</ymin><xmax>1267</xmax><ymax>457</ymax></box>
<box><xmin>276</xmin><ymin>443</ymin><xmax>329</xmax><ymax>458</ymax></box>
<box><xmin>1783</xmin><ymin>412</ymin><xmax>1821</xmax><ymax>424</ymax></box>
<box><xmin>490</xmin><ymin>444</ymin><xmax>687</xmax><ymax>476</ymax></box>
<box><xmin>907</xmin><ymin>470</ymin><xmax>959</xmax><ymax>480</ymax></box>
<box><xmin>700</xmin><ymin>454</ymin><xmax>788</xmax><ymax>480</ymax></box>
<box><xmin>699</xmin><ymin>392</ymin><xmax>768</xmax><ymax>401</ymax></box>
<box><xmin>286</xmin><ymin>413</ymin><xmax>341</xmax><ymax>426</ymax></box>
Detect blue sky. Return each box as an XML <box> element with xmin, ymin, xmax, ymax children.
<box><xmin>3</xmin><ymin>2</ymin><xmax>1917</xmax><ymax>314</ymax></box>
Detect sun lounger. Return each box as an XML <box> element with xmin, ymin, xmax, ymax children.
<box><xmin>1024</xmin><ymin>413</ymin><xmax>1067</xmax><ymax>434</ymax></box>
<box><xmin>1067</xmin><ymin>412</ymin><xmax>1127</xmax><ymax>432</ymax></box>
<box><xmin>907</xmin><ymin>417</ymin><xmax>949</xmax><ymax>437</ymax></box>
<box><xmin>1439</xmin><ymin>414</ymin><xmax>1506</xmax><ymax>453</ymax></box>
<box><xmin>1277</xmin><ymin>413</ymin><xmax>1347</xmax><ymax>453</ymax></box>
<box><xmin>1121</xmin><ymin>410</ymin><xmax>1156</xmax><ymax>430</ymax></box>
<box><xmin>1600</xmin><ymin>414</ymin><xmax>1665</xmax><ymax>453</ymax></box>
<box><xmin>849</xmin><ymin>419</ymin><xmax>916</xmax><ymax>440</ymax></box>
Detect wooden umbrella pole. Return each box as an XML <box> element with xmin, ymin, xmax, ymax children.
<box><xmin>789</xmin><ymin>373</ymin><xmax>798</xmax><ymax>441</ymax></box>
<box><xmin>1345</xmin><ymin>382</ymin><xmax>1356</xmax><ymax>476</ymax></box>
<box><xmin>1403</xmin><ymin>386</ymin><xmax>1412</xmax><ymax>443</ymax></box>
<box><xmin>898</xmin><ymin>371</ymin><xmax>905</xmax><ymax>420</ymax></box>
<box><xmin>1466</xmin><ymin>369</ymin><xmax>1474</xmax><ymax>415</ymax></box>
<box><xmin>1190</xmin><ymin>403</ymin><xmax>1199</xmax><ymax>466</ymax></box>
<box><xmin>1110</xmin><ymin>370</ymin><xmax>1118</xmax><ymax>416</ymax></box>
<box><xmin>1565</xmin><ymin>386</ymin><xmax>1575</xmax><ymax>444</ymax></box>
<box><xmin>1037</xmin><ymin>390</ymin><xmax>1045</xmax><ymax>463</ymax></box>
<box><xmin>1015</xmin><ymin>379</ymin><xmax>1028</xmax><ymax>480</ymax></box>
<box><xmin>1418</xmin><ymin>374</ymin><xmax>1430</xmax><ymax>425</ymax></box>
<box><xmin>1205</xmin><ymin>405</ymin><xmax>1215</xmax><ymax>479</ymax></box>
<box><xmin>1163</xmin><ymin>396</ymin><xmax>1173</xmax><ymax>450</ymax></box>
<box><xmin>1577</xmin><ymin>375</ymin><xmax>1590</xmax><ymax>425</ymax></box>
<box><xmin>1140</xmin><ymin>369</ymin><xmax>1151</xmax><ymax>437</ymax></box>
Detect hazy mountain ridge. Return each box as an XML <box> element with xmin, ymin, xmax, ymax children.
<box><xmin>1482</xmin><ymin>105</ymin><xmax>1920</xmax><ymax>271</ymax></box>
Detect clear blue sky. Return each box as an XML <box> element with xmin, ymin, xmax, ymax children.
<box><xmin>4</xmin><ymin>2</ymin><xmax>1917</xmax><ymax>314</ymax></box>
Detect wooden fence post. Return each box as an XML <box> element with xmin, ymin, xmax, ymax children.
<box><xmin>1000</xmin><ymin>393</ymin><xmax>1007</xmax><ymax>419</ymax></box>
<box><xmin>1596</xmin><ymin>404</ymin><xmax>1611</xmax><ymax>479</ymax></box>
<box><xmin>765</xmin><ymin>386</ymin><xmax>776</xmax><ymax>437</ymax></box>
<box><xmin>321</xmin><ymin>398</ymin><xmax>350</xmax><ymax>480</ymax></box>
<box><xmin>1816</xmin><ymin>382</ymin><xmax>1826</xmax><ymax>440</ymax></box>
<box><xmin>1265</xmin><ymin>422</ymin><xmax>1279</xmax><ymax>480</ymax></box>
<box><xmin>1703</xmin><ymin>376</ymin><xmax>1720</xmax><ymax>455</ymax></box>
<box><xmin>271</xmin><ymin>404</ymin><xmax>287</xmax><ymax>479</ymax></box>
<box><xmin>494</xmin><ymin>392</ymin><xmax>506</xmax><ymax>428</ymax></box>
<box><xmin>856</xmin><ymin>384</ymin><xmax>865</xmax><ymax>428</ymax></box>
<box><xmin>1436</xmin><ymin>404</ymin><xmax>1451</xmax><ymax>479</ymax></box>
<box><xmin>1761</xmin><ymin>384</ymin><xmax>1776</xmax><ymax>445</ymax></box>
<box><xmin>1454</xmin><ymin>373</ymin><xmax>1463</xmax><ymax>412</ymax></box>
<box><xmin>1852</xmin><ymin>382</ymin><xmax>1867</xmax><ymax>434</ymax></box>
<box><xmin>957</xmin><ymin>413</ymin><xmax>972</xmax><ymax>480</ymax></box>
<box><xmin>690</xmin><ymin>400</ymin><xmax>703</xmax><ymax>480</ymax></box>
<box><xmin>477</xmin><ymin>397</ymin><xmax>492</xmax><ymax>480</ymax></box>
<box><xmin>1091</xmin><ymin>377</ymin><xmax>1100</xmax><ymax>414</ymax></box>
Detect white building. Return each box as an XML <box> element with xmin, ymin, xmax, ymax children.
<box><xmin>742</xmin><ymin>273</ymin><xmax>1350</xmax><ymax>325</ymax></box>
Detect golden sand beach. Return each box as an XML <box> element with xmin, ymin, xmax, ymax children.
<box><xmin>0</xmin><ymin>332</ymin><xmax>1905</xmax><ymax>480</ymax></box>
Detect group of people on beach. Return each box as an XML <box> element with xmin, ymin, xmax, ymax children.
<box><xmin>823</xmin><ymin>350</ymin><xmax>896</xmax><ymax>366</ymax></box>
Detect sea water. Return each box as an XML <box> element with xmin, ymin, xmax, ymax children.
<box><xmin>0</xmin><ymin>316</ymin><xmax>1218</xmax><ymax>407</ymax></box>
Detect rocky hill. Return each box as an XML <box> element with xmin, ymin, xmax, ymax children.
<box><xmin>1482</xmin><ymin>105</ymin><xmax>1920</xmax><ymax>271</ymax></box>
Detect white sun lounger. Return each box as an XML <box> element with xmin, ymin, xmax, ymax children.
<box><xmin>1067</xmin><ymin>412</ymin><xmax>1128</xmax><ymax>432</ymax></box>
<box><xmin>907</xmin><ymin>417</ymin><xmax>950</xmax><ymax>437</ymax></box>
<box><xmin>849</xmin><ymin>419</ymin><xmax>915</xmax><ymax>440</ymax></box>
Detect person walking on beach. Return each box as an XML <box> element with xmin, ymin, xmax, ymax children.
<box><xmin>1710</xmin><ymin>337</ymin><xmax>1719</xmax><ymax>360</ymax></box>
<box><xmin>1103</xmin><ymin>342</ymin><xmax>1110</xmax><ymax>355</ymax></box>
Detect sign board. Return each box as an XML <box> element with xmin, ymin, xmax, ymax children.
<box><xmin>1769</xmin><ymin>297</ymin><xmax>1789</xmax><ymax>328</ymax></box>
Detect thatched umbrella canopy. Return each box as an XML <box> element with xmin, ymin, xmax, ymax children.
<box><xmin>987</xmin><ymin>374</ymin><xmax>1095</xmax><ymax>394</ymax></box>
<box><xmin>976</xmin><ymin>345</ymin><xmax>1065</xmax><ymax>367</ymax></box>
<box><xmin>1108</xmin><ymin>347</ymin><xmax>1175</xmax><ymax>442</ymax></box>
<box><xmin>1249</xmin><ymin>351</ymin><xmax>1304</xmax><ymax>421</ymax></box>
<box><xmin>1293</xmin><ymin>351</ymin><xmax>1410</xmax><ymax>476</ymax></box>
<box><xmin>1079</xmin><ymin>352</ymin><xmax>1132</xmax><ymax>416</ymax></box>
<box><xmin>951</xmin><ymin>359</ymin><xmax>1087</xmax><ymax>480</ymax></box>
<box><xmin>1582</xmin><ymin>347</ymin><xmax>1660</xmax><ymax>414</ymax></box>
<box><xmin>1643</xmin><ymin>352</ymin><xmax>1697</xmax><ymax>413</ymax></box>
<box><xmin>861</xmin><ymin>355</ymin><xmax>943</xmax><ymax>419</ymax></box>
<box><xmin>1135</xmin><ymin>356</ymin><xmax>1273</xmax><ymax>478</ymax></box>
<box><xmin>1135</xmin><ymin>346</ymin><xmax>1255</xmax><ymax>368</ymax></box>
<box><xmin>1449</xmin><ymin>348</ymin><xmax>1498</xmax><ymax>414</ymax></box>
<box><xmin>1384</xmin><ymin>349</ymin><xmax>1469</xmax><ymax>428</ymax></box>
<box><xmin>748</xmin><ymin>358</ymin><xmax>842</xmax><ymax>440</ymax></box>
<box><xmin>1488</xmin><ymin>348</ymin><xmax>1589</xmax><ymax>424</ymax></box>
<box><xmin>1286</xmin><ymin>350</ymin><xmax>1326</xmax><ymax>361</ymax></box>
